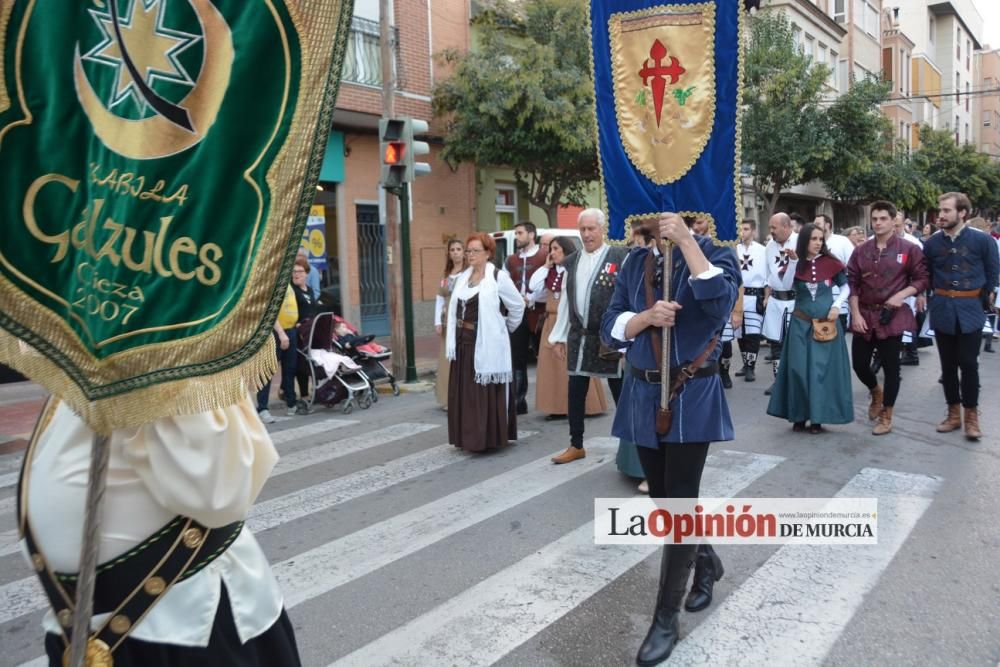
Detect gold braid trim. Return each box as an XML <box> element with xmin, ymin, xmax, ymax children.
<box><xmin>0</xmin><ymin>2</ymin><xmax>13</xmax><ymax>114</ymax></box>
<box><xmin>0</xmin><ymin>329</ymin><xmax>276</xmax><ymax>434</ymax></box>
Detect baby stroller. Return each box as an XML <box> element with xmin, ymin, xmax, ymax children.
<box><xmin>331</xmin><ymin>315</ymin><xmax>400</xmax><ymax>399</ymax></box>
<box><xmin>297</xmin><ymin>312</ymin><xmax>374</xmax><ymax>414</ymax></box>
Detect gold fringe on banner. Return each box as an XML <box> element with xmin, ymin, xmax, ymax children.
<box><xmin>0</xmin><ymin>329</ymin><xmax>277</xmax><ymax>435</ymax></box>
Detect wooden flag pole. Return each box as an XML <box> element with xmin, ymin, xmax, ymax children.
<box><xmin>659</xmin><ymin>240</ymin><xmax>672</xmax><ymax>418</ymax></box>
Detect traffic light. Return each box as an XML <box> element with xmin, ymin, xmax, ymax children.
<box><xmin>401</xmin><ymin>118</ymin><xmax>431</xmax><ymax>182</ymax></box>
<box><xmin>379</xmin><ymin>118</ymin><xmax>406</xmax><ymax>188</ymax></box>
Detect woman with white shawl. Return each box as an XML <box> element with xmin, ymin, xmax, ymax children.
<box><xmin>446</xmin><ymin>232</ymin><xmax>525</xmax><ymax>451</ymax></box>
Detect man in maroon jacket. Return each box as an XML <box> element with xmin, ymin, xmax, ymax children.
<box><xmin>847</xmin><ymin>201</ymin><xmax>929</xmax><ymax>435</ymax></box>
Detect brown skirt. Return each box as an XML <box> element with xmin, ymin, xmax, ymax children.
<box><xmin>435</xmin><ymin>330</ymin><xmax>449</xmax><ymax>407</ymax></box>
<box><xmin>535</xmin><ymin>298</ymin><xmax>607</xmax><ymax>416</ymax></box>
<box><xmin>447</xmin><ymin>326</ymin><xmax>517</xmax><ymax>452</ymax></box>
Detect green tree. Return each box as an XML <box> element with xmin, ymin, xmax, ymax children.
<box><xmin>911</xmin><ymin>126</ymin><xmax>994</xmax><ymax>208</ymax></box>
<box><xmin>833</xmin><ymin>143</ymin><xmax>938</xmax><ymax>212</ymax></box>
<box><xmin>821</xmin><ymin>75</ymin><xmax>893</xmax><ymax>198</ymax></box>
<box><xmin>741</xmin><ymin>11</ymin><xmax>832</xmax><ymax>217</ymax></box>
<box><xmin>432</xmin><ymin>0</ymin><xmax>596</xmax><ymax>226</ymax></box>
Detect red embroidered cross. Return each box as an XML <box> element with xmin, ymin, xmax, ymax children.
<box><xmin>638</xmin><ymin>39</ymin><xmax>686</xmax><ymax>127</ymax></box>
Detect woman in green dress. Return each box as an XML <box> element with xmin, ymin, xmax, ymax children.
<box><xmin>767</xmin><ymin>223</ymin><xmax>853</xmax><ymax>433</ymax></box>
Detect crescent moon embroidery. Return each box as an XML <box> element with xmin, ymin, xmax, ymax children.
<box><xmin>73</xmin><ymin>0</ymin><xmax>234</xmax><ymax>160</ymax></box>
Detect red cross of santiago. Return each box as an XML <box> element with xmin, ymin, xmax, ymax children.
<box><xmin>638</xmin><ymin>39</ymin><xmax>685</xmax><ymax>127</ymax></box>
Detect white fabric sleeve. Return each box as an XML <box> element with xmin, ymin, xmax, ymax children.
<box><xmin>548</xmin><ymin>286</ymin><xmax>570</xmax><ymax>344</ymax></box>
<box><xmin>528</xmin><ymin>266</ymin><xmax>549</xmax><ymax>304</ymax></box>
<box><xmin>434</xmin><ymin>294</ymin><xmax>445</xmax><ymax>327</ymax></box>
<box><xmin>123</xmin><ymin>397</ymin><xmax>278</xmax><ymax>528</ymax></box>
<box><xmin>689</xmin><ymin>265</ymin><xmax>722</xmax><ymax>282</ymax></box>
<box><xmin>496</xmin><ymin>270</ymin><xmax>526</xmax><ymax>332</ymax></box>
<box><xmin>611</xmin><ymin>312</ymin><xmax>638</xmax><ymax>342</ymax></box>
<box><xmin>831</xmin><ymin>283</ymin><xmax>851</xmax><ymax>311</ymax></box>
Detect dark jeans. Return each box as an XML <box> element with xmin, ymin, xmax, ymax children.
<box><xmin>257</xmin><ymin>328</ymin><xmax>298</xmax><ymax>411</ymax></box>
<box><xmin>852</xmin><ymin>335</ymin><xmax>903</xmax><ymax>407</ymax></box>
<box><xmin>568</xmin><ymin>374</ymin><xmax>622</xmax><ymax>447</ymax></box>
<box><xmin>636</xmin><ymin>442</ymin><xmax>710</xmax><ymax>498</ymax></box>
<box><xmin>935</xmin><ymin>330</ymin><xmax>981</xmax><ymax>408</ymax></box>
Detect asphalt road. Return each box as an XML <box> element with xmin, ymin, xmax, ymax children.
<box><xmin>0</xmin><ymin>342</ymin><xmax>997</xmax><ymax>666</ymax></box>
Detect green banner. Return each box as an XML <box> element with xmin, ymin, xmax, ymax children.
<box><xmin>0</xmin><ymin>0</ymin><xmax>353</xmax><ymax>431</ymax></box>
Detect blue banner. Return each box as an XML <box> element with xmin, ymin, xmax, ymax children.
<box><xmin>589</xmin><ymin>0</ymin><xmax>742</xmax><ymax>242</ymax></box>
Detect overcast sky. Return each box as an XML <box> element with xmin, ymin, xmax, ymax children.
<box><xmin>975</xmin><ymin>0</ymin><xmax>1000</xmax><ymax>49</ymax></box>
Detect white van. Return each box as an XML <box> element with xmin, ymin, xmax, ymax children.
<box><xmin>490</xmin><ymin>228</ymin><xmax>581</xmax><ymax>268</ymax></box>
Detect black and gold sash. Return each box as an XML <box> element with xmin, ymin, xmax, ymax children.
<box><xmin>17</xmin><ymin>400</ymin><xmax>243</xmax><ymax>666</ymax></box>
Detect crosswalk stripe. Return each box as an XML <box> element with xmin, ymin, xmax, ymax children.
<box><xmin>0</xmin><ymin>470</ymin><xmax>18</xmax><ymax>489</ymax></box>
<box><xmin>269</xmin><ymin>423</ymin><xmax>437</xmax><ymax>478</ymax></box>
<box><xmin>268</xmin><ymin>417</ymin><xmax>360</xmax><ymax>446</ymax></box>
<box><xmin>666</xmin><ymin>467</ymin><xmax>941</xmax><ymax>666</ymax></box>
<box><xmin>274</xmin><ymin>437</ymin><xmax>621</xmax><ymax>609</ymax></box>
<box><xmin>249</xmin><ymin>431</ymin><xmax>537</xmax><ymax>533</ymax></box>
<box><xmin>0</xmin><ymin>422</ymin><xmax>444</xmax><ymax>623</ymax></box>
<box><xmin>331</xmin><ymin>449</ymin><xmax>785</xmax><ymax>667</ymax></box>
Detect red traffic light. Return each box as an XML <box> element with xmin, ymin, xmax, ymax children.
<box><xmin>383</xmin><ymin>141</ymin><xmax>406</xmax><ymax>165</ymax></box>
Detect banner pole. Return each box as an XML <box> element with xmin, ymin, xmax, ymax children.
<box><xmin>67</xmin><ymin>433</ymin><xmax>112</xmax><ymax>667</ymax></box>
<box><xmin>660</xmin><ymin>241</ymin><xmax>672</xmax><ymax>415</ymax></box>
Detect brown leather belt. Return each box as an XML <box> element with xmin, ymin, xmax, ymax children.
<box><xmin>456</xmin><ymin>319</ymin><xmax>476</xmax><ymax>330</ymax></box>
<box><xmin>858</xmin><ymin>302</ymin><xmax>884</xmax><ymax>311</ymax></box>
<box><xmin>934</xmin><ymin>288</ymin><xmax>981</xmax><ymax>298</ymax></box>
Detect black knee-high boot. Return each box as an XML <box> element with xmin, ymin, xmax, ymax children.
<box><xmin>636</xmin><ymin>544</ymin><xmax>697</xmax><ymax>666</ymax></box>
<box><xmin>684</xmin><ymin>544</ymin><xmax>724</xmax><ymax>612</ymax></box>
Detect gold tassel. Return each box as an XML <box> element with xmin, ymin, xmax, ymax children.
<box><xmin>0</xmin><ymin>330</ymin><xmax>277</xmax><ymax>434</ymax></box>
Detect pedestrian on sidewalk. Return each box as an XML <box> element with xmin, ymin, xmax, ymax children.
<box><xmin>434</xmin><ymin>238</ymin><xmax>466</xmax><ymax>409</ymax></box>
<box><xmin>601</xmin><ymin>213</ymin><xmax>739</xmax><ymax>666</ymax></box>
<box><xmin>847</xmin><ymin>201</ymin><xmax>928</xmax><ymax>436</ymax></box>
<box><xmin>503</xmin><ymin>222</ymin><xmax>547</xmax><ymax>415</ymax></box>
<box><xmin>530</xmin><ymin>235</ymin><xmax>607</xmax><ymax>420</ymax></box>
<box><xmin>923</xmin><ymin>192</ymin><xmax>999</xmax><ymax>441</ymax></box>
<box><xmin>766</xmin><ymin>223</ymin><xmax>853</xmax><ymax>433</ymax></box>
<box><xmin>292</xmin><ymin>257</ymin><xmax>320</xmax><ymax>405</ymax></box>
<box><xmin>446</xmin><ymin>233</ymin><xmax>524</xmax><ymax>452</ymax></box>
<box><xmin>548</xmin><ymin>209</ymin><xmax>627</xmax><ymax>464</ymax></box>
<box><xmin>735</xmin><ymin>219</ymin><xmax>767</xmax><ymax>382</ymax></box>
<box><xmin>256</xmin><ymin>281</ymin><xmax>302</xmax><ymax>423</ymax></box>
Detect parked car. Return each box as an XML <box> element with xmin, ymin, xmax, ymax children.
<box><xmin>491</xmin><ymin>228</ymin><xmax>581</xmax><ymax>268</ymax></box>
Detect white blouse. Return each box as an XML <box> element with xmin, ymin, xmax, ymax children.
<box><xmin>23</xmin><ymin>398</ymin><xmax>283</xmax><ymax>646</ymax></box>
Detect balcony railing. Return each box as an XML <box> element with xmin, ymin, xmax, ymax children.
<box><xmin>341</xmin><ymin>16</ymin><xmax>399</xmax><ymax>88</ymax></box>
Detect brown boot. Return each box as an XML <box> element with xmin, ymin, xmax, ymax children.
<box><xmin>872</xmin><ymin>406</ymin><xmax>893</xmax><ymax>435</ymax></box>
<box><xmin>867</xmin><ymin>385</ymin><xmax>883</xmax><ymax>421</ymax></box>
<box><xmin>551</xmin><ymin>446</ymin><xmax>586</xmax><ymax>464</ymax></box>
<box><xmin>964</xmin><ymin>408</ymin><xmax>982</xmax><ymax>441</ymax></box>
<box><xmin>936</xmin><ymin>404</ymin><xmax>962</xmax><ymax>432</ymax></box>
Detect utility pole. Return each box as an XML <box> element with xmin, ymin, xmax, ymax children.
<box><xmin>380</xmin><ymin>0</ymin><xmax>405</xmax><ymax>380</ymax></box>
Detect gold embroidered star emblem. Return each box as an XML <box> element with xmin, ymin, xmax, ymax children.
<box><xmin>82</xmin><ymin>0</ymin><xmax>200</xmax><ymax>114</ymax></box>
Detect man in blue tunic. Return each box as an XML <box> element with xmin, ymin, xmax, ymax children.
<box><xmin>601</xmin><ymin>213</ymin><xmax>740</xmax><ymax>666</ymax></box>
<box><xmin>924</xmin><ymin>192</ymin><xmax>999</xmax><ymax>441</ymax></box>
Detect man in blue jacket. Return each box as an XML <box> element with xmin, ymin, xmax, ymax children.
<box><xmin>600</xmin><ymin>213</ymin><xmax>739</xmax><ymax>666</ymax></box>
<box><xmin>924</xmin><ymin>192</ymin><xmax>999</xmax><ymax>440</ymax></box>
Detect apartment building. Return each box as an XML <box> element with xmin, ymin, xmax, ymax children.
<box><xmin>312</xmin><ymin>0</ymin><xmax>477</xmax><ymax>334</ymax></box>
<box><xmin>894</xmin><ymin>0</ymin><xmax>984</xmax><ymax>145</ymax></box>
<box><xmin>974</xmin><ymin>47</ymin><xmax>1000</xmax><ymax>160</ymax></box>
<box><xmin>882</xmin><ymin>10</ymin><xmax>916</xmax><ymax>150</ymax></box>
